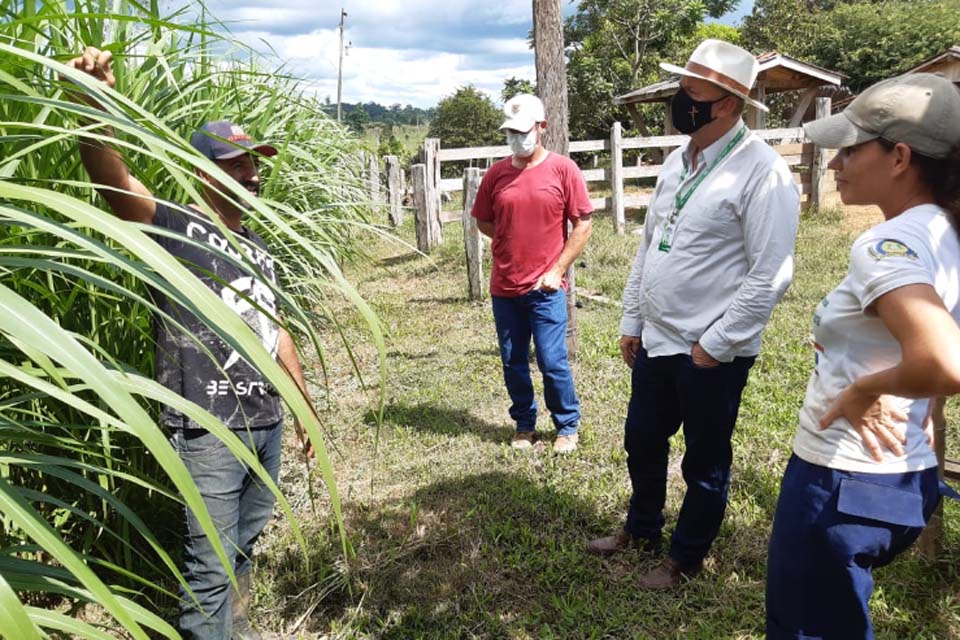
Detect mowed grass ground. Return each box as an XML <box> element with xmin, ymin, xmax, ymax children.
<box><xmin>255</xmin><ymin>204</ymin><xmax>960</xmax><ymax>639</ymax></box>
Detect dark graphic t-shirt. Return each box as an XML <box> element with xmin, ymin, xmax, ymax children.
<box><xmin>149</xmin><ymin>203</ymin><xmax>283</xmax><ymax>430</ymax></box>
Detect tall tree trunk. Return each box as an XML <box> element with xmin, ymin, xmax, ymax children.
<box><xmin>533</xmin><ymin>0</ymin><xmax>578</xmax><ymax>358</ymax></box>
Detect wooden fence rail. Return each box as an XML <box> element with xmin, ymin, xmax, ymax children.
<box><xmin>410</xmin><ymin>105</ymin><xmax>833</xmax><ymax>240</ymax></box>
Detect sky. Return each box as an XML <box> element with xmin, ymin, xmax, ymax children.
<box><xmin>200</xmin><ymin>0</ymin><xmax>755</xmax><ymax>109</ymax></box>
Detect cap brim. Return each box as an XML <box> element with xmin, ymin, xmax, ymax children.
<box><xmin>803</xmin><ymin>112</ymin><xmax>878</xmax><ymax>150</ymax></box>
<box><xmin>214</xmin><ymin>143</ymin><xmax>278</xmax><ymax>160</ymax></box>
<box><xmin>659</xmin><ymin>62</ymin><xmax>769</xmax><ymax>113</ymax></box>
<box><xmin>499</xmin><ymin>117</ymin><xmax>536</xmax><ymax>132</ymax></box>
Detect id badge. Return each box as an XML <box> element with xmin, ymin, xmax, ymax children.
<box><xmin>658</xmin><ymin>219</ymin><xmax>675</xmax><ymax>252</ymax></box>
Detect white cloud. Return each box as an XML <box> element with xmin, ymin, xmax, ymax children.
<box><xmin>199</xmin><ymin>0</ymin><xmax>541</xmax><ymax>107</ymax></box>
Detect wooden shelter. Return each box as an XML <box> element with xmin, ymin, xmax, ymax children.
<box><xmin>905</xmin><ymin>44</ymin><xmax>960</xmax><ymax>83</ymax></box>
<box><xmin>614</xmin><ymin>52</ymin><xmax>844</xmax><ymax>133</ymax></box>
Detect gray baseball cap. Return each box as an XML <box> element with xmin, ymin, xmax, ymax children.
<box><xmin>804</xmin><ymin>73</ymin><xmax>960</xmax><ymax>159</ymax></box>
<box><xmin>189</xmin><ymin>121</ymin><xmax>277</xmax><ymax>160</ymax></box>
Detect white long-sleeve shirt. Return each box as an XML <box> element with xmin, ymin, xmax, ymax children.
<box><xmin>620</xmin><ymin>122</ymin><xmax>800</xmax><ymax>362</ymax></box>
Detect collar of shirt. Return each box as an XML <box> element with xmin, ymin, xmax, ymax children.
<box><xmin>681</xmin><ymin>119</ymin><xmax>747</xmax><ymax>174</ymax></box>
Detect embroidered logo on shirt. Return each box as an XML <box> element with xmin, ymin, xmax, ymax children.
<box><xmin>868</xmin><ymin>239</ymin><xmax>919</xmax><ymax>261</ymax></box>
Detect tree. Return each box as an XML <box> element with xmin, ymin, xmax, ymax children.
<box><xmin>803</xmin><ymin>0</ymin><xmax>960</xmax><ymax>91</ymax></box>
<box><xmin>345</xmin><ymin>105</ymin><xmax>370</xmax><ymax>132</ymax></box>
<box><xmin>502</xmin><ymin>76</ymin><xmax>536</xmax><ymax>103</ymax></box>
<box><xmin>426</xmin><ymin>85</ymin><xmax>502</xmax><ymax>148</ymax></box>
<box><xmin>564</xmin><ymin>0</ymin><xmax>737</xmax><ymax>140</ymax></box>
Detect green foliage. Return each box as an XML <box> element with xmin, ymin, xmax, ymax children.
<box><xmin>501</xmin><ymin>77</ymin><xmax>536</xmax><ymax>103</ymax></box>
<box><xmin>346</xmin><ymin>104</ymin><xmax>371</xmax><ymax>132</ymax></box>
<box><xmin>0</xmin><ymin>0</ymin><xmax>386</xmax><ymax>636</ymax></box>
<box><xmin>427</xmin><ymin>85</ymin><xmax>502</xmax><ymax>149</ymax></box>
<box><xmin>564</xmin><ymin>0</ymin><xmax>738</xmax><ymax>140</ymax></box>
<box><xmin>328</xmin><ymin>101</ymin><xmax>434</xmax><ymax>126</ymax></box>
<box><xmin>743</xmin><ymin>0</ymin><xmax>960</xmax><ymax>92</ymax></box>
<box><xmin>804</xmin><ymin>0</ymin><xmax>960</xmax><ymax>91</ymax></box>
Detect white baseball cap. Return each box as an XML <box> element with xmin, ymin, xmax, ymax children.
<box><xmin>500</xmin><ymin>94</ymin><xmax>545</xmax><ymax>132</ymax></box>
<box><xmin>660</xmin><ymin>39</ymin><xmax>768</xmax><ymax>112</ymax></box>
<box><xmin>804</xmin><ymin>73</ymin><xmax>960</xmax><ymax>159</ymax></box>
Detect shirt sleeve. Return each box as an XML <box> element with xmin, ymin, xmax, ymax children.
<box><xmin>470</xmin><ymin>164</ymin><xmax>496</xmax><ymax>222</ymax></box>
<box><xmin>698</xmin><ymin>160</ymin><xmax>800</xmax><ymax>362</ymax></box>
<box><xmin>848</xmin><ymin>233</ymin><xmax>933</xmax><ymax>310</ymax></box>
<box><xmin>619</xmin><ymin>180</ymin><xmax>664</xmax><ymax>337</ymax></box>
<box><xmin>564</xmin><ymin>158</ymin><xmax>593</xmax><ymax>219</ymax></box>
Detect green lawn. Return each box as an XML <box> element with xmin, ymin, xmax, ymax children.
<box><xmin>255</xmin><ymin>207</ymin><xmax>960</xmax><ymax>639</ymax></box>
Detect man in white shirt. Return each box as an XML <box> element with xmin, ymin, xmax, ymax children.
<box><xmin>587</xmin><ymin>40</ymin><xmax>800</xmax><ymax>589</ymax></box>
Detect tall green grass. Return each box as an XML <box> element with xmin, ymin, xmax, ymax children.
<box><xmin>0</xmin><ymin>1</ymin><xmax>384</xmax><ymax>637</ymax></box>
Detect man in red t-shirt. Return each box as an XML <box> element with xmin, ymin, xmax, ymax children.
<box><xmin>471</xmin><ymin>94</ymin><xmax>593</xmax><ymax>453</ymax></box>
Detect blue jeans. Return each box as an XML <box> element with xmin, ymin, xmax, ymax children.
<box><xmin>623</xmin><ymin>347</ymin><xmax>754</xmax><ymax>565</ymax></box>
<box><xmin>171</xmin><ymin>422</ymin><xmax>283</xmax><ymax>640</ymax></box>
<box><xmin>766</xmin><ymin>455</ymin><xmax>941</xmax><ymax>640</ymax></box>
<box><xmin>491</xmin><ymin>289</ymin><xmax>579</xmax><ymax>435</ymax></box>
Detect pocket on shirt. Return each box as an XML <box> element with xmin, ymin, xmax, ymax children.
<box><xmin>835</xmin><ymin>477</ymin><xmax>926</xmax><ymax>528</ymax></box>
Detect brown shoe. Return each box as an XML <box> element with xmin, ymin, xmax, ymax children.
<box><xmin>586</xmin><ymin>530</ymin><xmax>661</xmax><ymax>556</ymax></box>
<box><xmin>511</xmin><ymin>431</ymin><xmax>536</xmax><ymax>449</ymax></box>
<box><xmin>553</xmin><ymin>433</ymin><xmax>579</xmax><ymax>453</ymax></box>
<box><xmin>637</xmin><ymin>558</ymin><xmax>703</xmax><ymax>590</ymax></box>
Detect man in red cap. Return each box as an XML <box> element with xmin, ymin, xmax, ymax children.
<box><xmin>67</xmin><ymin>46</ymin><xmax>313</xmax><ymax>639</ymax></box>
<box><xmin>587</xmin><ymin>40</ymin><xmax>800</xmax><ymax>589</ymax></box>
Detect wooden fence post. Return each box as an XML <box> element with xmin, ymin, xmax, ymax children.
<box><xmin>918</xmin><ymin>397</ymin><xmax>947</xmax><ymax>558</ymax></box>
<box><xmin>385</xmin><ymin>155</ymin><xmax>402</xmax><ymax>226</ymax></box>
<box><xmin>610</xmin><ymin>121</ymin><xmax>625</xmax><ymax>235</ymax></box>
<box><xmin>423</xmin><ymin>137</ymin><xmax>442</xmax><ymax>217</ymax></box>
<box><xmin>368</xmin><ymin>153</ymin><xmax>381</xmax><ymax>205</ymax></box>
<box><xmin>412</xmin><ymin>163</ymin><xmax>441</xmax><ymax>253</ymax></box>
<box><xmin>462</xmin><ymin>168</ymin><xmax>485</xmax><ymax>300</ymax></box>
<box><xmin>810</xmin><ymin>97</ymin><xmax>832</xmax><ymax>210</ymax></box>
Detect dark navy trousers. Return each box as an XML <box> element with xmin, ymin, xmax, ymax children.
<box><xmin>766</xmin><ymin>455</ymin><xmax>941</xmax><ymax>640</ymax></box>
<box><xmin>623</xmin><ymin>347</ymin><xmax>755</xmax><ymax>566</ymax></box>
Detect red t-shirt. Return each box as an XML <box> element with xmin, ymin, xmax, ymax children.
<box><xmin>470</xmin><ymin>152</ymin><xmax>593</xmax><ymax>297</ymax></box>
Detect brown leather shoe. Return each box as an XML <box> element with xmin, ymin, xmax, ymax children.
<box><xmin>637</xmin><ymin>558</ymin><xmax>703</xmax><ymax>590</ymax></box>
<box><xmin>586</xmin><ymin>530</ymin><xmax>661</xmax><ymax>556</ymax></box>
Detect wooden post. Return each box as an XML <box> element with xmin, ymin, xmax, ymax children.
<box><xmin>412</xmin><ymin>164</ymin><xmax>440</xmax><ymax>253</ymax></box>
<box><xmin>610</xmin><ymin>121</ymin><xmax>625</xmax><ymax>235</ymax></box>
<box><xmin>809</xmin><ymin>97</ymin><xmax>832</xmax><ymax>210</ymax></box>
<box><xmin>423</xmin><ymin>137</ymin><xmax>442</xmax><ymax>219</ymax></box>
<box><xmin>385</xmin><ymin>155</ymin><xmax>402</xmax><ymax>226</ymax></box>
<box><xmin>534</xmin><ymin>0</ymin><xmax>577</xmax><ymax>358</ymax></box>
<box><xmin>462</xmin><ymin>168</ymin><xmax>485</xmax><ymax>300</ymax></box>
<box><xmin>751</xmin><ymin>83</ymin><xmax>767</xmax><ymax>131</ymax></box>
<box><xmin>918</xmin><ymin>397</ymin><xmax>947</xmax><ymax>558</ymax></box>
<box><xmin>368</xmin><ymin>153</ymin><xmax>381</xmax><ymax>205</ymax></box>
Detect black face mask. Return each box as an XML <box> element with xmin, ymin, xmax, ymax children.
<box><xmin>670</xmin><ymin>87</ymin><xmax>725</xmax><ymax>134</ymax></box>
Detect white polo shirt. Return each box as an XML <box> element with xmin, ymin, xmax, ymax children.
<box><xmin>620</xmin><ymin>121</ymin><xmax>800</xmax><ymax>361</ymax></box>
<box><xmin>793</xmin><ymin>204</ymin><xmax>960</xmax><ymax>473</ymax></box>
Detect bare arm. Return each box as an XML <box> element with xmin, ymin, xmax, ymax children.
<box><xmin>67</xmin><ymin>47</ymin><xmax>155</xmax><ymax>224</ymax></box>
<box><xmin>851</xmin><ymin>284</ymin><xmax>960</xmax><ymax>398</ymax></box>
<box><xmin>477</xmin><ymin>220</ymin><xmax>494</xmax><ymax>238</ymax></box>
<box><xmin>278</xmin><ymin>326</ymin><xmax>316</xmax><ymax>459</ymax></box>
<box><xmin>536</xmin><ymin>214</ymin><xmax>593</xmax><ymax>291</ymax></box>
<box><xmin>820</xmin><ymin>283</ymin><xmax>960</xmax><ymax>460</ymax></box>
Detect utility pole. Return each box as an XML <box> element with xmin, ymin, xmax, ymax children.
<box><xmin>337</xmin><ymin>8</ymin><xmax>347</xmax><ymax>122</ymax></box>
<box><xmin>532</xmin><ymin>0</ymin><xmax>578</xmax><ymax>357</ymax></box>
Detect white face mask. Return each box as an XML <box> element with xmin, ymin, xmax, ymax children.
<box><xmin>506</xmin><ymin>126</ymin><xmax>539</xmax><ymax>158</ymax></box>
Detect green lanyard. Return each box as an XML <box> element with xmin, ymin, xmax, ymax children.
<box><xmin>674</xmin><ymin>125</ymin><xmax>747</xmax><ymax>212</ymax></box>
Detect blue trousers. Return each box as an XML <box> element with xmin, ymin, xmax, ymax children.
<box><xmin>491</xmin><ymin>289</ymin><xmax>580</xmax><ymax>435</ymax></box>
<box><xmin>623</xmin><ymin>347</ymin><xmax>754</xmax><ymax>565</ymax></box>
<box><xmin>766</xmin><ymin>455</ymin><xmax>941</xmax><ymax>640</ymax></box>
<box><xmin>172</xmin><ymin>422</ymin><xmax>283</xmax><ymax>640</ymax></box>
